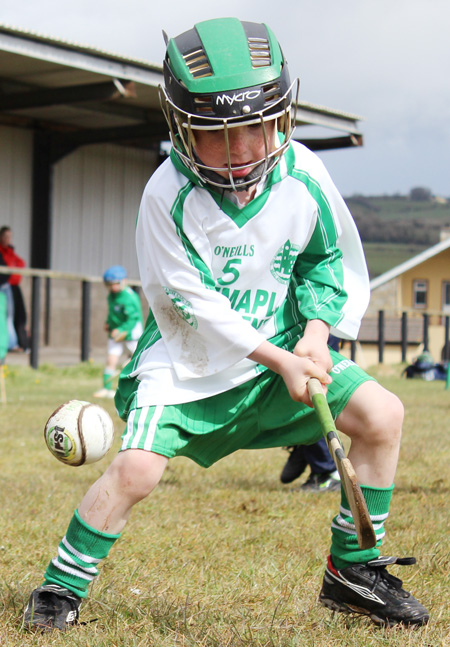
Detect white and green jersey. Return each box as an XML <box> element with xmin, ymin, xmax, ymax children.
<box><xmin>116</xmin><ymin>139</ymin><xmax>369</xmax><ymax>417</ymax></box>
<box><xmin>106</xmin><ymin>286</ymin><xmax>143</xmax><ymax>341</ymax></box>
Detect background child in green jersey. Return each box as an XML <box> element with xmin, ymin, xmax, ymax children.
<box><xmin>94</xmin><ymin>265</ymin><xmax>143</xmax><ymax>399</ymax></box>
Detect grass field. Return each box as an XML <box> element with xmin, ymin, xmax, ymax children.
<box><xmin>362</xmin><ymin>242</ymin><xmax>428</xmax><ymax>279</ymax></box>
<box><xmin>0</xmin><ymin>362</ymin><xmax>449</xmax><ymax>646</ymax></box>
<box><xmin>367</xmin><ymin>198</ymin><xmax>450</xmax><ymax>223</ymax></box>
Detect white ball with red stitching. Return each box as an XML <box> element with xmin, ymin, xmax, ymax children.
<box><xmin>44</xmin><ymin>400</ymin><xmax>115</xmax><ymax>466</ymax></box>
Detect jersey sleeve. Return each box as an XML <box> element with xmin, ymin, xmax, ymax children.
<box><xmin>136</xmin><ymin>183</ymin><xmax>265</xmax><ymax>380</ymax></box>
<box><xmin>116</xmin><ymin>292</ymin><xmax>143</xmax><ymax>339</ymax></box>
<box><xmin>292</xmin><ymin>155</ymin><xmax>370</xmax><ymax>340</ymax></box>
<box><xmin>105</xmin><ymin>293</ymin><xmax>113</xmax><ymax>329</ymax></box>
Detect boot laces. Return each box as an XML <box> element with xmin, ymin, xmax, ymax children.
<box><xmin>368</xmin><ymin>565</ymin><xmax>409</xmax><ymax>599</ymax></box>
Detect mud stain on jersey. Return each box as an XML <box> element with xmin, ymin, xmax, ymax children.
<box><xmin>154</xmin><ymin>293</ymin><xmax>210</xmax><ymax>376</ymax></box>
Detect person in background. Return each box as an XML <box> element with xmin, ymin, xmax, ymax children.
<box><xmin>0</xmin><ymin>226</ymin><xmax>30</xmax><ymax>351</ymax></box>
<box><xmin>280</xmin><ymin>334</ymin><xmax>341</xmax><ymax>492</ymax></box>
<box><xmin>93</xmin><ymin>265</ymin><xmax>144</xmax><ymax>399</ymax></box>
<box><xmin>280</xmin><ymin>439</ymin><xmax>340</xmax><ymax>491</ymax></box>
<box><xmin>0</xmin><ymin>226</ymin><xmax>26</xmax><ymax>351</ymax></box>
<box><xmin>0</xmin><ymin>249</ymin><xmax>9</xmax><ymax>361</ymax></box>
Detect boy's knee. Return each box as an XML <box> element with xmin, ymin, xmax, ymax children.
<box><xmin>375</xmin><ymin>390</ymin><xmax>404</xmax><ymax>438</ymax></box>
<box><xmin>107</xmin><ymin>450</ymin><xmax>166</xmax><ymax>503</ymax></box>
<box><xmin>339</xmin><ymin>382</ymin><xmax>404</xmax><ymax>444</ymax></box>
<box><xmin>364</xmin><ymin>390</ymin><xmax>404</xmax><ymax>447</ymax></box>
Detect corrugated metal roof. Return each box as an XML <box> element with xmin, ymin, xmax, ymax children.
<box><xmin>296</xmin><ymin>100</ymin><xmax>363</xmax><ymax>123</ymax></box>
<box><xmin>0</xmin><ymin>22</ymin><xmax>363</xmax><ymax>152</ymax></box>
<box><xmin>0</xmin><ymin>22</ymin><xmax>160</xmax><ymax>69</ymax></box>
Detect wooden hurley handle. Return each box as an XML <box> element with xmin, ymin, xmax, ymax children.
<box><xmin>308</xmin><ymin>378</ymin><xmax>377</xmax><ymax>550</ymax></box>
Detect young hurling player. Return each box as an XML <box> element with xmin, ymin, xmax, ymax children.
<box><xmin>24</xmin><ymin>18</ymin><xmax>428</xmax><ymax>632</ymax></box>
<box><xmin>93</xmin><ymin>265</ymin><xmax>144</xmax><ymax>399</ymax></box>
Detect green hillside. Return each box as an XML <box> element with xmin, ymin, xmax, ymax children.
<box><xmin>362</xmin><ymin>242</ymin><xmax>428</xmax><ymax>279</ymax></box>
<box><xmin>344</xmin><ymin>195</ymin><xmax>450</xmax><ymax>278</ymax></box>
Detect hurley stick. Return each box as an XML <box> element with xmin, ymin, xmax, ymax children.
<box><xmin>308</xmin><ymin>378</ymin><xmax>376</xmax><ymax>550</ymax></box>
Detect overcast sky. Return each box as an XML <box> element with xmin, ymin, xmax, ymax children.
<box><xmin>1</xmin><ymin>0</ymin><xmax>449</xmax><ymax>197</ymax></box>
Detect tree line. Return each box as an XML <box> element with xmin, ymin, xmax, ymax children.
<box><xmin>345</xmin><ymin>190</ymin><xmax>450</xmax><ymax>245</ymax></box>
<box><xmin>349</xmin><ymin>212</ymin><xmax>439</xmax><ymax>245</ymax></box>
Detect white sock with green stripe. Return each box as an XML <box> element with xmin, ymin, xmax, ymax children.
<box><xmin>330</xmin><ymin>484</ymin><xmax>394</xmax><ymax>570</ymax></box>
<box><xmin>44</xmin><ymin>509</ymin><xmax>120</xmax><ymax>599</ymax></box>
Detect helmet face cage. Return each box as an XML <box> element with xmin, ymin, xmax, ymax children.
<box><xmin>160</xmin><ymin>80</ymin><xmax>298</xmax><ymax>191</ymax></box>
<box><xmin>160</xmin><ymin>18</ymin><xmax>299</xmax><ymax>191</ymax></box>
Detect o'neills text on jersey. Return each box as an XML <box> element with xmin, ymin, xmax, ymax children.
<box><xmin>214</xmin><ymin>245</ymin><xmax>255</xmax><ymax>258</ymax></box>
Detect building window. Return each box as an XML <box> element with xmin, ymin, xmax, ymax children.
<box><xmin>413</xmin><ymin>279</ymin><xmax>428</xmax><ymax>309</ymax></box>
<box><xmin>442</xmin><ymin>281</ymin><xmax>450</xmax><ymax>312</ymax></box>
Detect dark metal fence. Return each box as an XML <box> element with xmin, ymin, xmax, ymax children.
<box><xmin>2</xmin><ymin>267</ymin><xmax>449</xmax><ymax>368</ymax></box>
<box><xmin>0</xmin><ymin>266</ymin><xmax>141</xmax><ymax>369</ymax></box>
<box><xmin>351</xmin><ymin>309</ymin><xmax>450</xmax><ymax>364</ymax></box>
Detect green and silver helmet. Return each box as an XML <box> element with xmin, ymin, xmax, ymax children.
<box><xmin>159</xmin><ymin>18</ymin><xmax>298</xmax><ymax>191</ymax></box>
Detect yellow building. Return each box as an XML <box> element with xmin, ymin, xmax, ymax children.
<box><xmin>350</xmin><ymin>238</ymin><xmax>450</xmax><ymax>367</ymax></box>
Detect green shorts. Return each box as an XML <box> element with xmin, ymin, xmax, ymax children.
<box><xmin>120</xmin><ymin>350</ymin><xmax>375</xmax><ymax>468</ymax></box>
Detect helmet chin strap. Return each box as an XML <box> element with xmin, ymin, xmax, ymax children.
<box><xmin>196</xmin><ymin>158</ymin><xmax>267</xmax><ymax>192</ymax></box>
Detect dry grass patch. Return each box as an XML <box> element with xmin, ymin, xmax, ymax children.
<box><xmin>0</xmin><ymin>363</ymin><xmax>448</xmax><ymax>646</ymax></box>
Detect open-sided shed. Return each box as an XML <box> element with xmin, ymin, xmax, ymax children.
<box><xmin>0</xmin><ymin>24</ymin><xmax>363</xmax><ymax>277</ymax></box>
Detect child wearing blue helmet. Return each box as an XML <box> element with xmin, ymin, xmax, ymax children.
<box><xmin>93</xmin><ymin>265</ymin><xmax>144</xmax><ymax>399</ymax></box>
